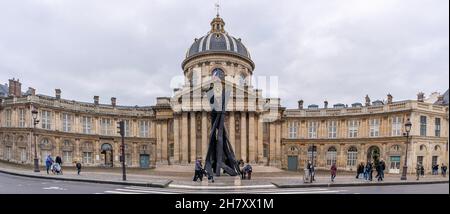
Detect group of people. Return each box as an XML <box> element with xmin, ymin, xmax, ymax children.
<box><xmin>192</xmin><ymin>159</ymin><xmax>253</xmax><ymax>182</ymax></box>
<box><xmin>355</xmin><ymin>160</ymin><xmax>386</xmax><ymax>181</ymax></box>
<box><xmin>431</xmin><ymin>163</ymin><xmax>447</xmax><ymax>176</ymax></box>
<box><xmin>44</xmin><ymin>154</ymin><xmax>82</xmax><ymax>175</ymax></box>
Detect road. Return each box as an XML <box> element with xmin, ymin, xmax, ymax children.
<box><xmin>0</xmin><ymin>173</ymin><xmax>448</xmax><ymax>194</ymax></box>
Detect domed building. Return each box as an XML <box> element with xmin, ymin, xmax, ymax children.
<box><xmin>0</xmin><ymin>15</ymin><xmax>448</xmax><ymax>175</ymax></box>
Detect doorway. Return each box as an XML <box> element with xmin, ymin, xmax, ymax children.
<box><xmin>367</xmin><ymin>146</ymin><xmax>381</xmax><ymax>164</ymax></box>
<box><xmin>287</xmin><ymin>156</ymin><xmax>298</xmax><ymax>171</ymax></box>
<box><xmin>101</xmin><ymin>143</ymin><xmax>113</xmax><ymax>167</ymax></box>
<box><xmin>140</xmin><ymin>154</ymin><xmax>150</xmax><ymax>168</ymax></box>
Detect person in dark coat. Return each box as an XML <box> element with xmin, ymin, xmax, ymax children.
<box><xmin>356</xmin><ymin>162</ymin><xmax>364</xmax><ymax>179</ymax></box>
<box><xmin>243</xmin><ymin>163</ymin><xmax>253</xmax><ymax>180</ymax></box>
<box><xmin>45</xmin><ymin>155</ymin><xmax>54</xmax><ymax>174</ymax></box>
<box><xmin>416</xmin><ymin>164</ymin><xmax>421</xmax><ymax>180</ymax></box>
<box><xmin>367</xmin><ymin>162</ymin><xmax>373</xmax><ymax>181</ymax></box>
<box><xmin>330</xmin><ymin>163</ymin><xmax>337</xmax><ymax>182</ymax></box>
<box><xmin>441</xmin><ymin>164</ymin><xmax>447</xmax><ymax>177</ymax></box>
<box><xmin>420</xmin><ymin>165</ymin><xmax>425</xmax><ymax>177</ymax></box>
<box><xmin>55</xmin><ymin>156</ymin><xmax>63</xmax><ymax>175</ymax></box>
<box><xmin>75</xmin><ymin>161</ymin><xmax>82</xmax><ymax>175</ymax></box>
<box><xmin>193</xmin><ymin>159</ymin><xmax>203</xmax><ymax>182</ymax></box>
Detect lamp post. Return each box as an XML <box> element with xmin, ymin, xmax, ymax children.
<box><xmin>32</xmin><ymin>107</ymin><xmax>40</xmax><ymax>172</ymax></box>
<box><xmin>400</xmin><ymin>118</ymin><xmax>412</xmax><ymax>180</ymax></box>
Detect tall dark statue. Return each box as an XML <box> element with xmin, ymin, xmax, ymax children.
<box><xmin>204</xmin><ymin>68</ymin><xmax>241</xmax><ymax>180</ymax></box>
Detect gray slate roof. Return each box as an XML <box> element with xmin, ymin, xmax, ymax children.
<box><xmin>186</xmin><ymin>32</ymin><xmax>251</xmax><ymax>59</ymax></box>
<box><xmin>0</xmin><ymin>84</ymin><xmax>7</xmax><ymax>98</ymax></box>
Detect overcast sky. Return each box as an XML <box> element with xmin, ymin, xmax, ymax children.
<box><xmin>0</xmin><ymin>0</ymin><xmax>448</xmax><ymax>108</ymax></box>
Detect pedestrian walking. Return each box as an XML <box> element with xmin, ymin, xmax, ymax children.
<box><xmin>45</xmin><ymin>154</ymin><xmax>54</xmax><ymax>174</ymax></box>
<box><xmin>243</xmin><ymin>163</ymin><xmax>253</xmax><ymax>180</ymax></box>
<box><xmin>420</xmin><ymin>165</ymin><xmax>425</xmax><ymax>177</ymax></box>
<box><xmin>416</xmin><ymin>164</ymin><xmax>421</xmax><ymax>180</ymax></box>
<box><xmin>193</xmin><ymin>159</ymin><xmax>203</xmax><ymax>182</ymax></box>
<box><xmin>441</xmin><ymin>164</ymin><xmax>447</xmax><ymax>177</ymax></box>
<box><xmin>356</xmin><ymin>162</ymin><xmax>364</xmax><ymax>179</ymax></box>
<box><xmin>379</xmin><ymin>159</ymin><xmax>385</xmax><ymax>181</ymax></box>
<box><xmin>55</xmin><ymin>155</ymin><xmax>63</xmax><ymax>175</ymax></box>
<box><xmin>75</xmin><ymin>161</ymin><xmax>82</xmax><ymax>175</ymax></box>
<box><xmin>330</xmin><ymin>163</ymin><xmax>337</xmax><ymax>182</ymax></box>
<box><xmin>367</xmin><ymin>162</ymin><xmax>373</xmax><ymax>181</ymax></box>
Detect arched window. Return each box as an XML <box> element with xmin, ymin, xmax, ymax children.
<box><xmin>420</xmin><ymin>145</ymin><xmax>426</xmax><ymax>151</ymax></box>
<box><xmin>434</xmin><ymin>145</ymin><xmax>441</xmax><ymax>151</ymax></box>
<box><xmin>347</xmin><ymin>146</ymin><xmax>358</xmax><ymax>167</ymax></box>
<box><xmin>326</xmin><ymin>147</ymin><xmax>337</xmax><ymax>166</ymax></box>
<box><xmin>41</xmin><ymin>138</ymin><xmax>50</xmax><ymax>145</ymax></box>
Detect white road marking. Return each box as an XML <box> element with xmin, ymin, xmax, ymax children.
<box><xmin>104</xmin><ymin>190</ymin><xmax>145</xmax><ymax>194</ymax></box>
<box><xmin>168</xmin><ymin>184</ymin><xmax>276</xmax><ymax>190</ymax></box>
<box><xmin>42</xmin><ymin>186</ymin><xmax>67</xmax><ymax>191</ymax></box>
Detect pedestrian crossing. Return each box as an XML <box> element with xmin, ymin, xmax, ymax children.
<box><xmin>97</xmin><ymin>186</ymin><xmax>348</xmax><ymax>194</ymax></box>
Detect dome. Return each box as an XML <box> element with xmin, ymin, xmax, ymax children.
<box><xmin>184</xmin><ymin>15</ymin><xmax>251</xmax><ymax>60</ymax></box>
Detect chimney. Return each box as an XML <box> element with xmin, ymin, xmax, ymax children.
<box><xmin>55</xmin><ymin>89</ymin><xmax>61</xmax><ymax>99</ymax></box>
<box><xmin>417</xmin><ymin>92</ymin><xmax>425</xmax><ymax>102</ymax></box>
<box><xmin>111</xmin><ymin>97</ymin><xmax>116</xmax><ymax>107</ymax></box>
<box><xmin>324</xmin><ymin>100</ymin><xmax>328</xmax><ymax>109</ymax></box>
<box><xmin>94</xmin><ymin>96</ymin><xmax>99</xmax><ymax>105</ymax></box>
<box><xmin>8</xmin><ymin>78</ymin><xmax>22</xmax><ymax>97</ymax></box>
<box><xmin>298</xmin><ymin>100</ymin><xmax>304</xmax><ymax>109</ymax></box>
<box><xmin>28</xmin><ymin>87</ymin><xmax>35</xmax><ymax>96</ymax></box>
<box><xmin>387</xmin><ymin>93</ymin><xmax>393</xmax><ymax>104</ymax></box>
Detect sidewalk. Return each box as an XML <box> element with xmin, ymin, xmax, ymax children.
<box><xmin>0</xmin><ymin>161</ymin><xmax>448</xmax><ymax>190</ymax></box>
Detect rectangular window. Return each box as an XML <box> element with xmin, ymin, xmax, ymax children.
<box><xmin>417</xmin><ymin>156</ymin><xmax>424</xmax><ymax>165</ymax></box>
<box><xmin>20</xmin><ymin>147</ymin><xmax>27</xmax><ymax>162</ymax></box>
<box><xmin>288</xmin><ymin>121</ymin><xmax>298</xmax><ymax>139</ymax></box>
<box><xmin>391</xmin><ymin>116</ymin><xmax>402</xmax><ymax>136</ymax></box>
<box><xmin>435</xmin><ymin>118</ymin><xmax>441</xmax><ymax>137</ymax></box>
<box><xmin>390</xmin><ymin>156</ymin><xmax>401</xmax><ymax>173</ymax></box>
<box><xmin>81</xmin><ymin>116</ymin><xmax>92</xmax><ymax>134</ymax></box>
<box><xmin>326</xmin><ymin>150</ymin><xmax>337</xmax><ymax>166</ymax></box>
<box><xmin>308</xmin><ymin>121</ymin><xmax>318</xmax><ymax>139</ymax></box>
<box><xmin>307</xmin><ymin>150</ymin><xmax>317</xmax><ymax>166</ymax></box>
<box><xmin>420</xmin><ymin>116</ymin><xmax>427</xmax><ymax>136</ymax></box>
<box><xmin>124</xmin><ymin>120</ymin><xmax>131</xmax><ymax>137</ymax></box>
<box><xmin>126</xmin><ymin>153</ymin><xmax>132</xmax><ymax>166</ymax></box>
<box><xmin>348</xmin><ymin>120</ymin><xmax>359</xmax><ymax>138</ymax></box>
<box><xmin>63</xmin><ymin>151</ymin><xmax>72</xmax><ymax>163</ymax></box>
<box><xmin>18</xmin><ymin>109</ymin><xmax>26</xmax><ymax>127</ymax></box>
<box><xmin>169</xmin><ymin>143</ymin><xmax>174</xmax><ymax>158</ymax></box>
<box><xmin>61</xmin><ymin>113</ymin><xmax>72</xmax><ymax>132</ymax></box>
<box><xmin>432</xmin><ymin>156</ymin><xmax>438</xmax><ymax>166</ymax></box>
<box><xmin>83</xmin><ymin>152</ymin><xmax>93</xmax><ymax>164</ymax></box>
<box><xmin>328</xmin><ymin>121</ymin><xmax>337</xmax><ymax>138</ymax></box>
<box><xmin>41</xmin><ymin>110</ymin><xmax>52</xmax><ymax>130</ymax></box>
<box><xmin>263</xmin><ymin>144</ymin><xmax>269</xmax><ymax>158</ymax></box>
<box><xmin>139</xmin><ymin>121</ymin><xmax>149</xmax><ymax>137</ymax></box>
<box><xmin>100</xmin><ymin>118</ymin><xmax>112</xmax><ymax>135</ymax></box>
<box><xmin>5</xmin><ymin>146</ymin><xmax>12</xmax><ymax>160</ymax></box>
<box><xmin>5</xmin><ymin>109</ymin><xmax>12</xmax><ymax>127</ymax></box>
<box><xmin>347</xmin><ymin>151</ymin><xmax>358</xmax><ymax>167</ymax></box>
<box><xmin>369</xmin><ymin>119</ymin><xmax>380</xmax><ymax>137</ymax></box>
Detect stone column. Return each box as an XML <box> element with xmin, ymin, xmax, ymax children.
<box><xmin>162</xmin><ymin>120</ymin><xmax>168</xmax><ymax>164</ymax></box>
<box><xmin>275</xmin><ymin>122</ymin><xmax>281</xmax><ymax>166</ymax></box>
<box><xmin>133</xmin><ymin>142</ymin><xmax>138</xmax><ymax>167</ymax></box>
<box><xmin>181</xmin><ymin>112</ymin><xmax>188</xmax><ymax>164</ymax></box>
<box><xmin>201</xmin><ymin>112</ymin><xmax>207</xmax><ymax>160</ymax></box>
<box><xmin>248</xmin><ymin>113</ymin><xmax>256</xmax><ymax>163</ymax></box>
<box><xmin>94</xmin><ymin>140</ymin><xmax>99</xmax><ymax>165</ymax></box>
<box><xmin>190</xmin><ymin>112</ymin><xmax>196</xmax><ymax>163</ymax></box>
<box><xmin>173</xmin><ymin>115</ymin><xmax>180</xmax><ymax>163</ymax></box>
<box><xmin>257</xmin><ymin>116</ymin><xmax>263</xmax><ymax>163</ymax></box>
<box><xmin>269</xmin><ymin>123</ymin><xmax>276</xmax><ymax>165</ymax></box>
<box><xmin>156</xmin><ymin>122</ymin><xmax>161</xmax><ymax>163</ymax></box>
<box><xmin>240</xmin><ymin>112</ymin><xmax>247</xmax><ymax>162</ymax></box>
<box><xmin>229</xmin><ymin>112</ymin><xmax>235</xmax><ymax>154</ymax></box>
<box><xmin>75</xmin><ymin>139</ymin><xmax>80</xmax><ymax>162</ymax></box>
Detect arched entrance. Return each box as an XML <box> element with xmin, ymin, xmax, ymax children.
<box><xmin>367</xmin><ymin>146</ymin><xmax>381</xmax><ymax>164</ymax></box>
<box><xmin>101</xmin><ymin>143</ymin><xmax>113</xmax><ymax>167</ymax></box>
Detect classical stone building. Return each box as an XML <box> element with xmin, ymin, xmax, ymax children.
<box><xmin>0</xmin><ymin>15</ymin><xmax>448</xmax><ymax>174</ymax></box>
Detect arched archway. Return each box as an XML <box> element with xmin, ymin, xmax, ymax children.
<box><xmin>101</xmin><ymin>143</ymin><xmax>113</xmax><ymax>167</ymax></box>
<box><xmin>367</xmin><ymin>146</ymin><xmax>381</xmax><ymax>164</ymax></box>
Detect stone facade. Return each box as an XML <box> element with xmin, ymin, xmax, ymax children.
<box><xmin>0</xmin><ymin>15</ymin><xmax>448</xmax><ymax>174</ymax></box>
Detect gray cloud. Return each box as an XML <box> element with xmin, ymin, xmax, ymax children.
<box><xmin>0</xmin><ymin>0</ymin><xmax>448</xmax><ymax>108</ymax></box>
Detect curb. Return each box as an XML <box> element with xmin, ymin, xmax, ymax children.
<box><xmin>272</xmin><ymin>180</ymin><xmax>449</xmax><ymax>188</ymax></box>
<box><xmin>0</xmin><ymin>169</ymin><xmax>172</xmax><ymax>188</ymax></box>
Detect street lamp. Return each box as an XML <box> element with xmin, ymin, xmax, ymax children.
<box><xmin>400</xmin><ymin>118</ymin><xmax>412</xmax><ymax>180</ymax></box>
<box><xmin>32</xmin><ymin>107</ymin><xmax>40</xmax><ymax>172</ymax></box>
